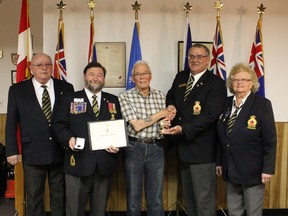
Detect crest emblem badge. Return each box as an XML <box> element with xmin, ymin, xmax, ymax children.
<box><xmin>247</xmin><ymin>115</ymin><xmax>257</xmax><ymax>130</ymax></box>
<box><xmin>193</xmin><ymin>101</ymin><xmax>201</xmax><ymax>115</ymax></box>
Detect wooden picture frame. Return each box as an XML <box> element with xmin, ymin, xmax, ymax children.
<box><xmin>11</xmin><ymin>70</ymin><xmax>16</xmax><ymax>85</ymax></box>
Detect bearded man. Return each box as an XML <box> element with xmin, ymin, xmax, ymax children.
<box><xmin>53</xmin><ymin>61</ymin><xmax>122</xmax><ymax>216</ymax></box>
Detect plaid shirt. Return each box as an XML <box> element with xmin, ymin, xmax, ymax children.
<box><xmin>119</xmin><ymin>87</ymin><xmax>166</xmax><ymax>139</ymax></box>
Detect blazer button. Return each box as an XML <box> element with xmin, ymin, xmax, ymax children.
<box><xmin>226</xmin><ymin>144</ymin><xmax>229</xmax><ymax>148</ymax></box>
<box><xmin>49</xmin><ymin>137</ymin><xmax>52</xmax><ymax>140</ymax></box>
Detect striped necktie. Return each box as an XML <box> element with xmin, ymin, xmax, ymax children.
<box><xmin>227</xmin><ymin>106</ymin><xmax>242</xmax><ymax>134</ymax></box>
<box><xmin>41</xmin><ymin>85</ymin><xmax>51</xmax><ymax>122</ymax></box>
<box><xmin>184</xmin><ymin>75</ymin><xmax>194</xmax><ymax>101</ymax></box>
<box><xmin>92</xmin><ymin>95</ymin><xmax>99</xmax><ymax>117</ymax></box>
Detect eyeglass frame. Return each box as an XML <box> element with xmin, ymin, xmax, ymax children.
<box><xmin>133</xmin><ymin>72</ymin><xmax>151</xmax><ymax>79</ymax></box>
<box><xmin>32</xmin><ymin>63</ymin><xmax>53</xmax><ymax>69</ymax></box>
<box><xmin>187</xmin><ymin>55</ymin><xmax>209</xmax><ymax>61</ymax></box>
<box><xmin>231</xmin><ymin>78</ymin><xmax>252</xmax><ymax>83</ymax></box>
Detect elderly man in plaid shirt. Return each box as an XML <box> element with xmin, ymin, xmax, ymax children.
<box><xmin>119</xmin><ymin>60</ymin><xmax>175</xmax><ymax>216</ymax></box>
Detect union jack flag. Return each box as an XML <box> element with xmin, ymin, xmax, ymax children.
<box><xmin>210</xmin><ymin>19</ymin><xmax>226</xmax><ymax>80</ymax></box>
<box><xmin>249</xmin><ymin>18</ymin><xmax>265</xmax><ymax>96</ymax></box>
<box><xmin>88</xmin><ymin>16</ymin><xmax>97</xmax><ymax>63</ymax></box>
<box><xmin>53</xmin><ymin>20</ymin><xmax>67</xmax><ymax>81</ymax></box>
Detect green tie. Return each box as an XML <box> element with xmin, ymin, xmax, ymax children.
<box><xmin>227</xmin><ymin>106</ymin><xmax>241</xmax><ymax>134</ymax></box>
<box><xmin>92</xmin><ymin>95</ymin><xmax>99</xmax><ymax>117</ymax></box>
<box><xmin>184</xmin><ymin>75</ymin><xmax>194</xmax><ymax>101</ymax></box>
<box><xmin>41</xmin><ymin>85</ymin><xmax>51</xmax><ymax>122</ymax></box>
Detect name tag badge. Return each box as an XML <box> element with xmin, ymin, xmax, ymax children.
<box><xmin>74</xmin><ymin>98</ymin><xmax>84</xmax><ymax>102</ymax></box>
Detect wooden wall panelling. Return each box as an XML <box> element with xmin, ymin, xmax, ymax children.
<box><xmin>0</xmin><ymin>114</ymin><xmax>6</xmax><ymax>144</ymax></box>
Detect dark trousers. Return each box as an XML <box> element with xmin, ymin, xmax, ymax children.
<box><xmin>180</xmin><ymin>162</ymin><xmax>216</xmax><ymax>216</ymax></box>
<box><xmin>65</xmin><ymin>168</ymin><xmax>111</xmax><ymax>216</ymax></box>
<box><xmin>23</xmin><ymin>163</ymin><xmax>65</xmax><ymax>216</ymax></box>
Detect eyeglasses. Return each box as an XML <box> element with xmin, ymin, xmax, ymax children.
<box><xmin>231</xmin><ymin>78</ymin><xmax>251</xmax><ymax>83</ymax></box>
<box><xmin>32</xmin><ymin>63</ymin><xmax>53</xmax><ymax>69</ymax></box>
<box><xmin>133</xmin><ymin>72</ymin><xmax>151</xmax><ymax>78</ymax></box>
<box><xmin>187</xmin><ymin>55</ymin><xmax>208</xmax><ymax>60</ymax></box>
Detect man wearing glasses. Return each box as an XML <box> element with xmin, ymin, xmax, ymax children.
<box><xmin>163</xmin><ymin>43</ymin><xmax>226</xmax><ymax>216</ymax></box>
<box><xmin>5</xmin><ymin>53</ymin><xmax>74</xmax><ymax>216</ymax></box>
<box><xmin>119</xmin><ymin>60</ymin><xmax>175</xmax><ymax>216</ymax></box>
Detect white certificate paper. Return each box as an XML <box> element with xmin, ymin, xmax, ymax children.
<box><xmin>87</xmin><ymin>119</ymin><xmax>128</xmax><ymax>150</ymax></box>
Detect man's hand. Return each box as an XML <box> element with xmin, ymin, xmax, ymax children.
<box><xmin>69</xmin><ymin>137</ymin><xmax>76</xmax><ymax>151</ymax></box>
<box><xmin>105</xmin><ymin>145</ymin><xmax>119</xmax><ymax>154</ymax></box>
<box><xmin>167</xmin><ymin>105</ymin><xmax>177</xmax><ymax>120</ymax></box>
<box><xmin>262</xmin><ymin>173</ymin><xmax>272</xmax><ymax>184</ymax></box>
<box><xmin>7</xmin><ymin>155</ymin><xmax>21</xmax><ymax>165</ymax></box>
<box><xmin>161</xmin><ymin>125</ymin><xmax>182</xmax><ymax>135</ymax></box>
<box><xmin>216</xmin><ymin>166</ymin><xmax>222</xmax><ymax>176</ymax></box>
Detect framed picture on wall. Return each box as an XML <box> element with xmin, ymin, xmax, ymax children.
<box><xmin>11</xmin><ymin>70</ymin><xmax>16</xmax><ymax>85</ymax></box>
<box><xmin>178</xmin><ymin>41</ymin><xmax>213</xmax><ymax>72</ymax></box>
<box><xmin>95</xmin><ymin>42</ymin><xmax>126</xmax><ymax>88</ymax></box>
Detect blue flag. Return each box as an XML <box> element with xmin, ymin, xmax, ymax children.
<box><xmin>126</xmin><ymin>22</ymin><xmax>142</xmax><ymax>90</ymax></box>
<box><xmin>183</xmin><ymin>20</ymin><xmax>192</xmax><ymax>72</ymax></box>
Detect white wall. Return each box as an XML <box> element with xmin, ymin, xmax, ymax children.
<box><xmin>1</xmin><ymin>0</ymin><xmax>288</xmax><ymax>121</ymax></box>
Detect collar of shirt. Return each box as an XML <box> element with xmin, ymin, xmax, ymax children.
<box><xmin>32</xmin><ymin>77</ymin><xmax>55</xmax><ymax>109</ymax></box>
<box><xmin>231</xmin><ymin>91</ymin><xmax>251</xmax><ymax>114</ymax></box>
<box><xmin>84</xmin><ymin>88</ymin><xmax>102</xmax><ymax>107</ymax></box>
<box><xmin>190</xmin><ymin>70</ymin><xmax>206</xmax><ymax>88</ymax></box>
<box><xmin>132</xmin><ymin>87</ymin><xmax>157</xmax><ymax>97</ymax></box>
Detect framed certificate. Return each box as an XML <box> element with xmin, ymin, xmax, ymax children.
<box><xmin>95</xmin><ymin>42</ymin><xmax>126</xmax><ymax>88</ymax></box>
<box><xmin>87</xmin><ymin>119</ymin><xmax>128</xmax><ymax>150</ymax></box>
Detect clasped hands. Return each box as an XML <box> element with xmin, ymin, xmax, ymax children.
<box><xmin>160</xmin><ymin>105</ymin><xmax>183</xmax><ymax>135</ymax></box>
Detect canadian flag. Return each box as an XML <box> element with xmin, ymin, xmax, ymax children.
<box><xmin>16</xmin><ymin>0</ymin><xmax>33</xmax><ymax>83</ymax></box>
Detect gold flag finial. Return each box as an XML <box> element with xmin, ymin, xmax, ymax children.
<box><xmin>257</xmin><ymin>3</ymin><xmax>266</xmax><ymax>19</ymax></box>
<box><xmin>87</xmin><ymin>0</ymin><xmax>96</xmax><ymax>19</ymax></box>
<box><xmin>132</xmin><ymin>1</ymin><xmax>141</xmax><ymax>20</ymax></box>
<box><xmin>214</xmin><ymin>0</ymin><xmax>224</xmax><ymax>18</ymax></box>
<box><xmin>183</xmin><ymin>2</ymin><xmax>192</xmax><ymax>19</ymax></box>
<box><xmin>57</xmin><ymin>1</ymin><xmax>66</xmax><ymax>21</ymax></box>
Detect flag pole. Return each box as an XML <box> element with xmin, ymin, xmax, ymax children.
<box><xmin>213</xmin><ymin>1</ymin><xmax>227</xmax><ymax>213</ymax></box>
<box><xmin>210</xmin><ymin>0</ymin><xmax>227</xmax><ymax>80</ymax></box>
<box><xmin>182</xmin><ymin>2</ymin><xmax>192</xmax><ymax>72</ymax></box>
<box><xmin>257</xmin><ymin>3</ymin><xmax>266</xmax><ymax>64</ymax></box>
<box><xmin>214</xmin><ymin>0</ymin><xmax>224</xmax><ymax>45</ymax></box>
<box><xmin>126</xmin><ymin>1</ymin><xmax>142</xmax><ymax>90</ymax></box>
<box><xmin>55</xmin><ymin>1</ymin><xmax>66</xmax><ymax>79</ymax></box>
<box><xmin>132</xmin><ymin>1</ymin><xmax>141</xmax><ymax>34</ymax></box>
<box><xmin>183</xmin><ymin>1</ymin><xmax>192</xmax><ymax>19</ymax></box>
<box><xmin>249</xmin><ymin>3</ymin><xmax>266</xmax><ymax>96</ymax></box>
<box><xmin>87</xmin><ymin>0</ymin><xmax>96</xmax><ymax>62</ymax></box>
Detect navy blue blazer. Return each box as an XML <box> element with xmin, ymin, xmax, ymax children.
<box><xmin>166</xmin><ymin>69</ymin><xmax>226</xmax><ymax>163</ymax></box>
<box><xmin>5</xmin><ymin>78</ymin><xmax>74</xmax><ymax>165</ymax></box>
<box><xmin>217</xmin><ymin>93</ymin><xmax>277</xmax><ymax>185</ymax></box>
<box><xmin>52</xmin><ymin>90</ymin><xmax>122</xmax><ymax>177</ymax></box>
